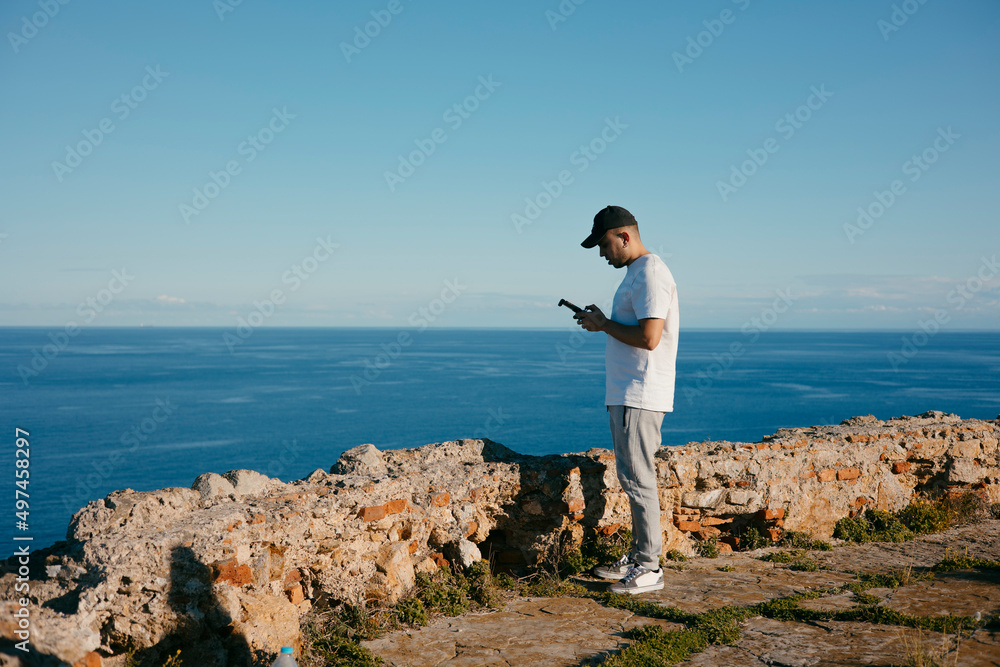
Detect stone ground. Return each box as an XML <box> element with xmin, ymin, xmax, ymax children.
<box><xmin>364</xmin><ymin>520</ymin><xmax>1000</xmax><ymax>666</ymax></box>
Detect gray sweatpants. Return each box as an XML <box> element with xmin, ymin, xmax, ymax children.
<box><xmin>608</xmin><ymin>404</ymin><xmax>665</xmax><ymax>570</ymax></box>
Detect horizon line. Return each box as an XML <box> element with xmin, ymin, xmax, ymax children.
<box><xmin>1</xmin><ymin>325</ymin><xmax>999</xmax><ymax>333</ymax></box>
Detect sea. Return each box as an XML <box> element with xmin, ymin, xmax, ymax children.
<box><xmin>3</xmin><ymin>327</ymin><xmax>999</xmax><ymax>554</ymax></box>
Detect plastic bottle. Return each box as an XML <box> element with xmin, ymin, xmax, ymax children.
<box><xmin>271</xmin><ymin>646</ymin><xmax>297</xmax><ymax>667</ymax></box>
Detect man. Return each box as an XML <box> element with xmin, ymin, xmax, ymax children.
<box><xmin>574</xmin><ymin>205</ymin><xmax>679</xmax><ymax>595</ymax></box>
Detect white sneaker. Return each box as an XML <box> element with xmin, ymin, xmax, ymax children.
<box><xmin>593</xmin><ymin>553</ymin><xmax>636</xmax><ymax>580</ymax></box>
<box><xmin>608</xmin><ymin>565</ymin><xmax>664</xmax><ymax>595</ymax></box>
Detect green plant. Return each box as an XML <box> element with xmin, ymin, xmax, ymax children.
<box><xmin>757</xmin><ymin>549</ymin><xmax>817</xmax><ymax>571</ymax></box>
<box><xmin>337</xmin><ymin>602</ymin><xmax>383</xmax><ymax>641</ymax></box>
<box><xmin>415</xmin><ymin>568</ymin><xmax>470</xmax><ymax>617</ymax></box>
<box><xmin>734</xmin><ymin>524</ymin><xmax>770</xmax><ymax>551</ymax></box>
<box><xmin>780</xmin><ymin>530</ymin><xmax>833</xmax><ymax>551</ymax></box>
<box><xmin>789</xmin><ymin>559</ymin><xmax>818</xmax><ymax>572</ymax></box>
<box><xmin>393</xmin><ymin>597</ymin><xmax>427</xmax><ymax>626</ymax></box>
<box><xmin>757</xmin><ymin>550</ymin><xmax>800</xmax><ymax>564</ymax></box>
<box><xmin>718</xmin><ymin>565</ymin><xmax>735</xmax><ymax>572</ymax></box>
<box><xmin>834</xmin><ymin>508</ymin><xmax>914</xmax><ymax>543</ymax></box>
<box><xmin>852</xmin><ymin>591</ymin><xmax>880</xmax><ymax>605</ymax></box>
<box><xmin>520</xmin><ymin>571</ymin><xmax>588</xmax><ymax>598</ymax></box>
<box><xmin>588</xmin><ymin>625</ymin><xmax>708</xmax><ymax>666</ymax></box>
<box><xmin>304</xmin><ymin>633</ymin><xmax>384</xmax><ymax>667</ymax></box>
<box><xmin>933</xmin><ymin>546</ymin><xmax>1000</xmax><ymax>572</ymax></box>
<box><xmin>665</xmin><ymin>549</ymin><xmax>689</xmax><ymax>562</ymax></box>
<box><xmin>494</xmin><ymin>572</ymin><xmax>518</xmax><ymax>590</ymax></box>
<box><xmin>696</xmin><ymin>537</ymin><xmax>721</xmax><ymax>559</ymax></box>
<box><xmin>300</xmin><ymin>609</ymin><xmax>385</xmax><ymax>667</ymax></box>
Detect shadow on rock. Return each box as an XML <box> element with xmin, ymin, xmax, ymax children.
<box><xmin>478</xmin><ymin>439</ymin><xmax>611</xmax><ymax>573</ymax></box>
<box><xmin>124</xmin><ymin>546</ymin><xmax>266</xmax><ymax>667</ymax></box>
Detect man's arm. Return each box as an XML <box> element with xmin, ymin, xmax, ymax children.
<box><xmin>576</xmin><ymin>305</ymin><xmax>663</xmax><ymax>351</ymax></box>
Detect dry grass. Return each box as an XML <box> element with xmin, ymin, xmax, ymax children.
<box><xmin>898</xmin><ymin>627</ymin><xmax>960</xmax><ymax>667</ymax></box>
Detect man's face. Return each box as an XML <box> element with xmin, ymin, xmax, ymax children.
<box><xmin>597</xmin><ymin>231</ymin><xmax>626</xmax><ymax>268</ymax></box>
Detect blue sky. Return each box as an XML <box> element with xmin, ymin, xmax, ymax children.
<box><xmin>1</xmin><ymin>0</ymin><xmax>998</xmax><ymax>329</ymax></box>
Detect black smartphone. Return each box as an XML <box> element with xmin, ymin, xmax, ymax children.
<box><xmin>558</xmin><ymin>299</ymin><xmax>585</xmax><ymax>315</ymax></box>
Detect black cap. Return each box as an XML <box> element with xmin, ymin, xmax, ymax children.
<box><xmin>580</xmin><ymin>205</ymin><xmax>637</xmax><ymax>248</ymax></box>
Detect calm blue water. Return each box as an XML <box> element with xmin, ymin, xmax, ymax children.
<box><xmin>2</xmin><ymin>327</ymin><xmax>999</xmax><ymax>553</ymax></box>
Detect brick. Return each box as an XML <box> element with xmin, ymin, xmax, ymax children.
<box><xmin>800</xmin><ymin>471</ymin><xmax>816</xmax><ymax>480</ymax></box>
<box><xmin>757</xmin><ymin>508</ymin><xmax>785</xmax><ymax>521</ymax></box>
<box><xmin>892</xmin><ymin>461</ymin><xmax>911</xmax><ymax>474</ymax></box>
<box><xmin>838</xmin><ymin>467</ymin><xmax>861</xmax><ymax>481</ymax></box>
<box><xmin>766</xmin><ymin>528</ymin><xmax>783</xmax><ymax>541</ymax></box>
<box><xmin>385</xmin><ymin>498</ymin><xmax>410</xmax><ymax>515</ymax></box>
<box><xmin>676</xmin><ymin>521</ymin><xmax>702</xmax><ymax>532</ymax></box>
<box><xmin>720</xmin><ymin>535</ymin><xmax>740</xmax><ymax>548</ymax></box>
<box><xmin>430</xmin><ymin>492</ymin><xmax>450</xmax><ymax>507</ymax></box>
<box><xmin>717</xmin><ymin>542</ymin><xmax>733</xmax><ymax>554</ymax></box>
<box><xmin>755</xmin><ymin>443</ymin><xmax>769</xmax><ymax>450</ymax></box>
<box><xmin>73</xmin><ymin>653</ymin><xmax>102</xmax><ymax>667</ymax></box>
<box><xmin>213</xmin><ymin>559</ymin><xmax>252</xmax><ymax>586</ymax></box>
<box><xmin>700</xmin><ymin>516</ymin><xmax>732</xmax><ymax>527</ymax></box>
<box><xmin>566</xmin><ymin>497</ymin><xmax>585</xmax><ymax>513</ymax></box>
<box><xmin>818</xmin><ymin>469</ymin><xmax>836</xmax><ymax>482</ymax></box>
<box><xmin>283</xmin><ymin>568</ymin><xmax>302</xmax><ymax>585</ymax></box>
<box><xmin>847</xmin><ymin>434</ymin><xmax>869</xmax><ymax>443</ymax></box>
<box><xmin>598</xmin><ymin>523</ymin><xmax>621</xmax><ymax>536</ymax></box>
<box><xmin>431</xmin><ymin>552</ymin><xmax>448</xmax><ymax>568</ymax></box>
<box><xmin>773</xmin><ymin>519</ymin><xmax>784</xmax><ymax>528</ymax></box>
<box><xmin>695</xmin><ymin>527</ymin><xmax>721</xmax><ymax>540</ymax></box>
<box><xmin>569</xmin><ymin>513</ymin><xmax>585</xmax><ymax>522</ymax></box>
<box><xmin>285</xmin><ymin>582</ymin><xmax>304</xmax><ymax>605</ymax></box>
<box><xmin>358</xmin><ymin>505</ymin><xmax>386</xmax><ymax>522</ymax></box>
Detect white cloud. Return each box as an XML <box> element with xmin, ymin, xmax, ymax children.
<box><xmin>155</xmin><ymin>295</ymin><xmax>186</xmax><ymax>305</ymax></box>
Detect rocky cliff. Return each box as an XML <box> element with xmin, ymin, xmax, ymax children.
<box><xmin>2</xmin><ymin>410</ymin><xmax>998</xmax><ymax>666</ymax></box>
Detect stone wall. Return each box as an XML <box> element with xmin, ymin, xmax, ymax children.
<box><xmin>1</xmin><ymin>411</ymin><xmax>997</xmax><ymax>666</ymax></box>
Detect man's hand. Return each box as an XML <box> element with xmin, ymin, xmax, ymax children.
<box><xmin>576</xmin><ymin>305</ymin><xmax>664</xmax><ymax>350</ymax></box>
<box><xmin>574</xmin><ymin>304</ymin><xmax>608</xmax><ymax>332</ymax></box>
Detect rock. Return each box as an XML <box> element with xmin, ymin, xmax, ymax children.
<box><xmin>682</xmin><ymin>489</ymin><xmax>727</xmax><ymax>509</ymax></box>
<box><xmin>332</xmin><ymin>443</ymin><xmax>387</xmax><ymax>476</ymax></box>
<box><xmin>727</xmin><ymin>490</ymin><xmax>757</xmax><ymax>506</ymax></box>
<box><xmin>948</xmin><ymin>457</ymin><xmax>981</xmax><ymax>484</ymax></box>
<box><xmin>444</xmin><ymin>539</ymin><xmax>482</xmax><ymax>570</ymax></box>
<box><xmin>375</xmin><ymin>543</ymin><xmax>416</xmax><ymax>604</ymax></box>
<box><xmin>192</xmin><ymin>472</ymin><xmax>237</xmax><ymax>502</ymax></box>
<box><xmin>428</xmin><ymin>527</ymin><xmax>451</xmax><ymax>548</ymax></box>
<box><xmin>4</xmin><ymin>413</ymin><xmax>1000</xmax><ymax>665</ymax></box>
<box><xmin>841</xmin><ymin>414</ymin><xmax>880</xmax><ymax>425</ymax></box>
<box><xmin>222</xmin><ymin>469</ymin><xmax>275</xmax><ymax>497</ymax></box>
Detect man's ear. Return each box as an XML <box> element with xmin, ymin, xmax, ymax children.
<box><xmin>618</xmin><ymin>230</ymin><xmax>630</xmax><ymax>245</ymax></box>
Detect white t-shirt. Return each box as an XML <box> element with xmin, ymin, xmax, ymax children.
<box><xmin>605</xmin><ymin>253</ymin><xmax>679</xmax><ymax>412</ymax></box>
